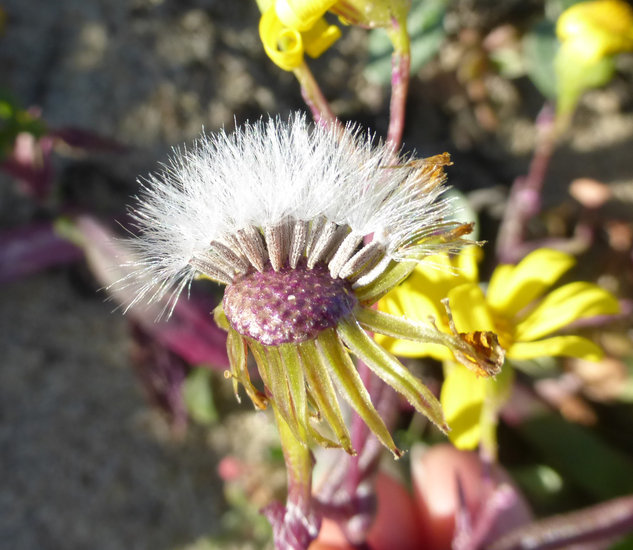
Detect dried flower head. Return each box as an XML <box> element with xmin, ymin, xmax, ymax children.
<box><xmin>125</xmin><ymin>114</ymin><xmax>503</xmax><ymax>457</ymax></box>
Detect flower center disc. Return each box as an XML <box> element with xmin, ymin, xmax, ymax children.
<box><xmin>223</xmin><ymin>263</ymin><xmax>357</xmax><ymax>346</ymax></box>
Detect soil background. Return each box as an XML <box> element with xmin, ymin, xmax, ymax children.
<box><xmin>1</xmin><ymin>1</ymin><xmax>632</xmax><ymax>550</ymax></box>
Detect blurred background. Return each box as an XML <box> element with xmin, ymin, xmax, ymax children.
<box><xmin>1</xmin><ymin>1</ymin><xmax>632</xmax><ymax>549</ymax></box>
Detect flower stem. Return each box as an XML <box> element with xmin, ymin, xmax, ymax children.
<box><xmin>496</xmin><ymin>103</ymin><xmax>559</xmax><ymax>263</ymax></box>
<box><xmin>490</xmin><ymin>495</ymin><xmax>633</xmax><ymax>550</ymax></box>
<box><xmin>386</xmin><ymin>17</ymin><xmax>411</xmax><ymax>150</ymax></box>
<box><xmin>264</xmin><ymin>404</ymin><xmax>320</xmax><ymax>550</ymax></box>
<box><xmin>294</xmin><ymin>62</ymin><xmax>340</xmax><ymax>128</ymax></box>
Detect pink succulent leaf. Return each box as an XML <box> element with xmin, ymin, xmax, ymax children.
<box><xmin>130</xmin><ymin>323</ymin><xmax>189</xmax><ymax>433</ymax></box>
<box><xmin>50</xmin><ymin>126</ymin><xmax>128</xmax><ymax>153</ymax></box>
<box><xmin>0</xmin><ymin>221</ymin><xmax>82</xmax><ymax>284</ymax></box>
<box><xmin>453</xmin><ymin>477</ymin><xmax>529</xmax><ymax>550</ymax></box>
<box><xmin>1</xmin><ymin>132</ymin><xmax>54</xmax><ymax>199</ymax></box>
<box><xmin>70</xmin><ymin>215</ymin><xmax>228</xmax><ymax>370</ymax></box>
<box><xmin>148</xmin><ymin>297</ymin><xmax>229</xmax><ymax>369</ymax></box>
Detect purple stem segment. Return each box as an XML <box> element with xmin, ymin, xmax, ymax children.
<box><xmin>386</xmin><ymin>42</ymin><xmax>410</xmax><ymax>149</ymax></box>
<box><xmin>294</xmin><ymin>62</ymin><xmax>341</xmax><ymax>128</ymax></box>
<box><xmin>496</xmin><ymin>104</ymin><xmax>558</xmax><ymax>264</ymax></box>
<box><xmin>264</xmin><ymin>408</ymin><xmax>321</xmax><ymax>550</ymax></box>
<box><xmin>385</xmin><ymin>14</ymin><xmax>411</xmax><ymax>150</ymax></box>
<box><xmin>489</xmin><ymin>495</ymin><xmax>633</xmax><ymax>550</ymax></box>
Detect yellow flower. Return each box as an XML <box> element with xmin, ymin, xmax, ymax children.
<box><xmin>257</xmin><ymin>0</ymin><xmax>409</xmax><ymax>70</ymax></box>
<box><xmin>275</xmin><ymin>0</ymin><xmax>339</xmax><ymax>30</ymax></box>
<box><xmin>259</xmin><ymin>5</ymin><xmax>341</xmax><ymax>71</ymax></box>
<box><xmin>557</xmin><ymin>0</ymin><xmax>633</xmax><ymax>64</ymax></box>
<box><xmin>375</xmin><ymin>245</ymin><xmax>481</xmax><ymax>360</ymax></box>
<box><xmin>378</xmin><ymin>248</ymin><xmax>620</xmax><ymax>451</ymax></box>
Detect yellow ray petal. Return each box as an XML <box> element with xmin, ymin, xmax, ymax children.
<box><xmin>259</xmin><ymin>8</ymin><xmax>304</xmax><ymax>71</ymax></box>
<box><xmin>455</xmin><ymin>246</ymin><xmax>482</xmax><ymax>282</ymax></box>
<box><xmin>440</xmin><ymin>364</ymin><xmax>486</xmax><ymax>450</ymax></box>
<box><xmin>378</xmin><ymin>273</ymin><xmax>443</xmax><ymax>321</ymax></box>
<box><xmin>557</xmin><ymin>0</ymin><xmax>633</xmax><ymax>62</ymax></box>
<box><xmin>410</xmin><ymin>254</ymin><xmax>474</xmax><ymax>300</ymax></box>
<box><xmin>487</xmin><ymin>249</ymin><xmax>576</xmax><ymax>317</ymax></box>
<box><xmin>447</xmin><ymin>283</ymin><xmax>496</xmax><ymax>333</ymax></box>
<box><xmin>515</xmin><ymin>282</ymin><xmax>620</xmax><ymax>341</ymax></box>
<box><xmin>508</xmin><ymin>335</ymin><xmax>604</xmax><ymax>361</ymax></box>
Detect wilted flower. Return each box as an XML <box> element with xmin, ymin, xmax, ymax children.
<box><xmin>258</xmin><ymin>0</ymin><xmax>409</xmax><ymax>70</ymax></box>
<box><xmin>258</xmin><ymin>1</ymin><xmax>342</xmax><ymax>71</ymax></box>
<box><xmin>378</xmin><ymin>247</ymin><xmax>620</xmax><ymax>451</ymax></box>
<box><xmin>125</xmin><ymin>114</ymin><xmax>503</xmax><ymax>458</ymax></box>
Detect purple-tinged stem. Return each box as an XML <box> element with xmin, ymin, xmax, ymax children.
<box><xmin>496</xmin><ymin>104</ymin><xmax>558</xmax><ymax>264</ymax></box>
<box><xmin>386</xmin><ymin>18</ymin><xmax>411</xmax><ymax>150</ymax></box>
<box><xmin>313</xmin><ymin>363</ymin><xmax>398</xmax><ymax>546</ymax></box>
<box><xmin>489</xmin><ymin>495</ymin><xmax>633</xmax><ymax>550</ymax></box>
<box><xmin>294</xmin><ymin>62</ymin><xmax>341</xmax><ymax>128</ymax></box>
<box><xmin>264</xmin><ymin>406</ymin><xmax>320</xmax><ymax>550</ymax></box>
<box><xmin>453</xmin><ymin>478</ymin><xmax>528</xmax><ymax>550</ymax></box>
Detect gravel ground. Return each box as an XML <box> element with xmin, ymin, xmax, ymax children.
<box><xmin>0</xmin><ymin>272</ymin><xmax>226</xmax><ymax>550</ymax></box>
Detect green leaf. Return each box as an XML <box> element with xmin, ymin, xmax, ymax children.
<box><xmin>364</xmin><ymin>0</ymin><xmax>448</xmax><ymax>85</ymax></box>
<box><xmin>609</xmin><ymin>534</ymin><xmax>633</xmax><ymax>550</ymax></box>
<box><xmin>520</xmin><ymin>414</ymin><xmax>633</xmax><ymax>499</ymax></box>
<box><xmin>523</xmin><ymin>20</ymin><xmax>560</xmax><ymax>100</ymax></box>
<box><xmin>183</xmin><ymin>368</ymin><xmax>218</xmax><ymax>425</ymax></box>
<box><xmin>509</xmin><ymin>463</ymin><xmax>569</xmax><ymax>514</ymax></box>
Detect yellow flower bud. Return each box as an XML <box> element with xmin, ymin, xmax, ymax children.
<box><xmin>275</xmin><ymin>0</ymin><xmax>338</xmax><ymax>31</ymax></box>
<box><xmin>260</xmin><ymin>8</ymin><xmax>304</xmax><ymax>71</ymax></box>
<box><xmin>259</xmin><ymin>7</ymin><xmax>341</xmax><ymax>71</ymax></box>
<box><xmin>556</xmin><ymin>0</ymin><xmax>633</xmax><ymax>63</ymax></box>
<box><xmin>302</xmin><ymin>16</ymin><xmax>342</xmax><ymax>58</ymax></box>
